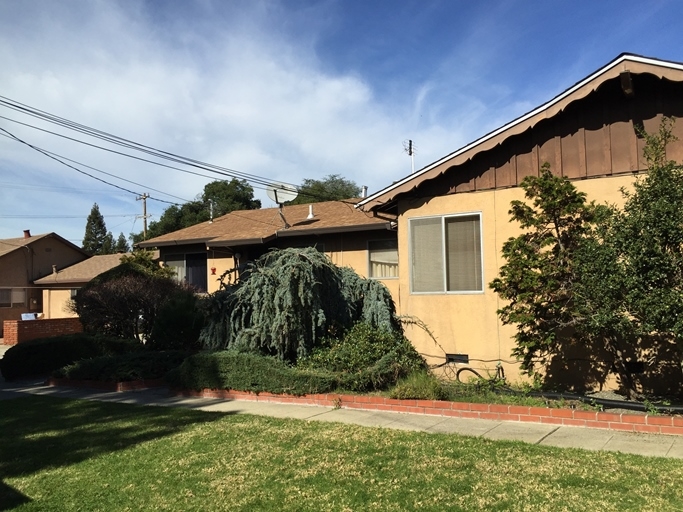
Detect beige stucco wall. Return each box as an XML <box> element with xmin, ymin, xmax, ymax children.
<box><xmin>41</xmin><ymin>289</ymin><xmax>78</xmax><ymax>319</ymax></box>
<box><xmin>167</xmin><ymin>230</ymin><xmax>400</xmax><ymax>302</ymax></box>
<box><xmin>398</xmin><ymin>174</ymin><xmax>637</xmax><ymax>382</ymax></box>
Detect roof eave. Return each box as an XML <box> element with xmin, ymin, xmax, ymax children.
<box><xmin>207</xmin><ymin>235</ymin><xmax>277</xmax><ymax>248</ymax></box>
<box><xmin>275</xmin><ymin>223</ymin><xmax>393</xmax><ymax>237</ymax></box>
<box><xmin>357</xmin><ymin>53</ymin><xmax>683</xmax><ymax>211</ymax></box>
<box><xmin>138</xmin><ymin>237</ymin><xmax>214</xmax><ymax>248</ymax></box>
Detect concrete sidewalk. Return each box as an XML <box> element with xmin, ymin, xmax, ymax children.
<box><xmin>2</xmin><ymin>377</ymin><xmax>683</xmax><ymax>459</ymax></box>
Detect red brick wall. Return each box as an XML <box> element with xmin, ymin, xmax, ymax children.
<box><xmin>2</xmin><ymin>318</ymin><xmax>83</xmax><ymax>345</ymax></box>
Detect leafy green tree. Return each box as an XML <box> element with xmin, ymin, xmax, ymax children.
<box><xmin>612</xmin><ymin>119</ymin><xmax>683</xmax><ymax>359</ymax></box>
<box><xmin>131</xmin><ymin>179</ymin><xmax>261</xmax><ymax>243</ymax></box>
<box><xmin>490</xmin><ymin>121</ymin><xmax>683</xmax><ymax>398</ymax></box>
<box><xmin>120</xmin><ymin>249</ymin><xmax>176</xmax><ymax>279</ymax></box>
<box><xmin>114</xmin><ymin>232</ymin><xmax>130</xmax><ymax>253</ymax></box>
<box><xmin>285</xmin><ymin>174</ymin><xmax>361</xmax><ymax>205</ymax></box>
<box><xmin>201</xmin><ymin>179</ymin><xmax>261</xmax><ymax>216</ymax></box>
<box><xmin>82</xmin><ymin>203</ymin><xmax>110</xmax><ymax>255</ymax></box>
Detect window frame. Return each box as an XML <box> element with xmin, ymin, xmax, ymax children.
<box><xmin>0</xmin><ymin>288</ymin><xmax>27</xmax><ymax>308</ymax></box>
<box><xmin>408</xmin><ymin>211</ymin><xmax>484</xmax><ymax>295</ymax></box>
<box><xmin>164</xmin><ymin>252</ymin><xmax>208</xmax><ymax>293</ymax></box>
<box><xmin>367</xmin><ymin>238</ymin><xmax>398</xmax><ymax>280</ymax></box>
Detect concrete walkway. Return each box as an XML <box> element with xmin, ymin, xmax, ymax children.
<box><xmin>2</xmin><ymin>376</ymin><xmax>683</xmax><ymax>459</ymax></box>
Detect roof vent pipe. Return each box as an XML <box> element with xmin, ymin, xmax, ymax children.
<box><xmin>307</xmin><ymin>204</ymin><xmax>315</xmax><ymax>220</ymax></box>
<box><xmin>361</xmin><ymin>186</ymin><xmax>368</xmax><ymax>198</ymax></box>
<box><xmin>23</xmin><ymin>229</ymin><xmax>31</xmax><ymax>238</ymax></box>
<box><xmin>52</xmin><ymin>264</ymin><xmax>57</xmax><ymax>275</ymax></box>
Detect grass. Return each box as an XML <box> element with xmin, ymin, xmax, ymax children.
<box><xmin>2</xmin><ymin>396</ymin><xmax>683</xmax><ymax>511</ymax></box>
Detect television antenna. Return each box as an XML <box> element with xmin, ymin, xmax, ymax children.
<box><xmin>403</xmin><ymin>139</ymin><xmax>416</xmax><ymax>174</ymax></box>
<box><xmin>266</xmin><ymin>182</ymin><xmax>299</xmax><ymax>229</ymax></box>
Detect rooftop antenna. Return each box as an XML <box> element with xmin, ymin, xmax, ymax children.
<box><xmin>403</xmin><ymin>139</ymin><xmax>416</xmax><ymax>174</ymax></box>
<box><xmin>266</xmin><ymin>182</ymin><xmax>298</xmax><ymax>229</ymax></box>
<box><xmin>209</xmin><ymin>199</ymin><xmax>214</xmax><ymax>223</ymax></box>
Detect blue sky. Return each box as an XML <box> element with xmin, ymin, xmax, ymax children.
<box><xmin>1</xmin><ymin>0</ymin><xmax>682</xmax><ymax>243</ymax></box>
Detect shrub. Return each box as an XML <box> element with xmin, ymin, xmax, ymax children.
<box><xmin>389</xmin><ymin>371</ymin><xmax>448</xmax><ymax>400</ymax></box>
<box><xmin>170</xmin><ymin>351</ymin><xmax>337</xmax><ymax>396</ymax></box>
<box><xmin>72</xmin><ymin>262</ymin><xmax>193</xmax><ymax>343</ymax></box>
<box><xmin>0</xmin><ymin>334</ymin><xmax>140</xmax><ymax>381</ymax></box>
<box><xmin>299</xmin><ymin>322</ymin><xmax>427</xmax><ymax>392</ymax></box>
<box><xmin>53</xmin><ymin>350</ymin><xmax>189</xmax><ymax>382</ymax></box>
<box><xmin>147</xmin><ymin>291</ymin><xmax>204</xmax><ymax>351</ymax></box>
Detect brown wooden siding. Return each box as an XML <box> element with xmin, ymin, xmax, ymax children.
<box><xmin>418</xmin><ymin>74</ymin><xmax>683</xmax><ymax>198</ymax></box>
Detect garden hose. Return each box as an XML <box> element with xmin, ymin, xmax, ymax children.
<box><xmin>450</xmin><ymin>363</ymin><xmax>683</xmax><ymax>415</ymax></box>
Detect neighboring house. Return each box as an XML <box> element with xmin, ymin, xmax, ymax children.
<box><xmin>34</xmin><ymin>253</ymin><xmax>126</xmax><ymax>319</ymax></box>
<box><xmin>0</xmin><ymin>231</ymin><xmax>89</xmax><ymax>336</ymax></box>
<box><xmin>357</xmin><ymin>53</ymin><xmax>683</xmax><ymax>381</ymax></box>
<box><xmin>138</xmin><ymin>199</ymin><xmax>398</xmax><ymax>297</ymax></box>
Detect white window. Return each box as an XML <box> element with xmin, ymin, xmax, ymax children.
<box><xmin>368</xmin><ymin>240</ymin><xmax>398</xmax><ymax>278</ymax></box>
<box><xmin>409</xmin><ymin>213</ymin><xmax>483</xmax><ymax>293</ymax></box>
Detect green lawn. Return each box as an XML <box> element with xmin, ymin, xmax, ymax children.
<box><xmin>1</xmin><ymin>396</ymin><xmax>682</xmax><ymax>511</ymax></box>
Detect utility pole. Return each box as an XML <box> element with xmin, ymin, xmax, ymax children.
<box><xmin>136</xmin><ymin>193</ymin><xmax>150</xmax><ymax>240</ymax></box>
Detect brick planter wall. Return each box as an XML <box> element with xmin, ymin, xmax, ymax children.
<box><xmin>175</xmin><ymin>388</ymin><xmax>683</xmax><ymax>436</ymax></box>
<box><xmin>2</xmin><ymin>318</ymin><xmax>83</xmax><ymax>345</ymax></box>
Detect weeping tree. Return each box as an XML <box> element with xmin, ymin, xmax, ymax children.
<box><xmin>199</xmin><ymin>247</ymin><xmax>400</xmax><ymax>362</ymax></box>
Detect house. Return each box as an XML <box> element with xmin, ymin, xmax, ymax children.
<box><xmin>0</xmin><ymin>231</ymin><xmax>89</xmax><ymax>336</ymax></box>
<box><xmin>137</xmin><ymin>199</ymin><xmax>398</xmax><ymax>297</ymax></box>
<box><xmin>33</xmin><ymin>253</ymin><xmax>126</xmax><ymax>319</ymax></box>
<box><xmin>357</xmin><ymin>53</ymin><xmax>683</xmax><ymax>382</ymax></box>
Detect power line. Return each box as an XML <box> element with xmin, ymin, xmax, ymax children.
<box><xmin>0</xmin><ymin>102</ymin><xmax>295</xmax><ymax>190</ymax></box>
<box><xmin>0</xmin><ymin>114</ymin><xmax>280</xmax><ymax>196</ymax></box>
<box><xmin>0</xmin><ymin>214</ymin><xmax>137</xmax><ymax>219</ymax></box>
<box><xmin>0</xmin><ymin>95</ymin><xmax>345</xmax><ymax>203</ymax></box>
<box><xmin>0</xmin><ymin>127</ymin><xmax>179</xmax><ymax>206</ymax></box>
<box><xmin>0</xmin><ymin>131</ymin><xmax>190</xmax><ymax>203</ymax></box>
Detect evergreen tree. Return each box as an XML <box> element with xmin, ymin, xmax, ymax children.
<box><xmin>489</xmin><ymin>164</ymin><xmax>600</xmax><ymax>376</ymax></box>
<box><xmin>114</xmin><ymin>232</ymin><xmax>130</xmax><ymax>253</ymax></box>
<box><xmin>82</xmin><ymin>203</ymin><xmax>109</xmax><ymax>255</ymax></box>
<box><xmin>200</xmin><ymin>247</ymin><xmax>399</xmax><ymax>363</ymax></box>
<box><xmin>102</xmin><ymin>232</ymin><xmax>115</xmax><ymax>255</ymax></box>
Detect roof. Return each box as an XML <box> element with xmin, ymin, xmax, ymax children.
<box><xmin>358</xmin><ymin>53</ymin><xmax>683</xmax><ymax>211</ymax></box>
<box><xmin>138</xmin><ymin>199</ymin><xmax>395</xmax><ymax>249</ymax></box>
<box><xmin>33</xmin><ymin>253</ymin><xmax>125</xmax><ymax>285</ymax></box>
<box><xmin>0</xmin><ymin>232</ymin><xmax>88</xmax><ymax>259</ymax></box>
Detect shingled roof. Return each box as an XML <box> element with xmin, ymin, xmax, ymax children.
<box><xmin>33</xmin><ymin>254</ymin><xmax>125</xmax><ymax>285</ymax></box>
<box><xmin>0</xmin><ymin>232</ymin><xmax>87</xmax><ymax>259</ymax></box>
<box><xmin>138</xmin><ymin>199</ymin><xmax>395</xmax><ymax>249</ymax></box>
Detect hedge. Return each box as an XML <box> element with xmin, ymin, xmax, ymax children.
<box><xmin>0</xmin><ymin>334</ymin><xmax>141</xmax><ymax>381</ymax></box>
<box><xmin>53</xmin><ymin>350</ymin><xmax>189</xmax><ymax>382</ymax></box>
<box><xmin>168</xmin><ymin>351</ymin><xmax>338</xmax><ymax>396</ymax></box>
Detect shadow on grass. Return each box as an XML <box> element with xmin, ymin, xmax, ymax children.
<box><xmin>0</xmin><ymin>395</ymin><xmax>229</xmax><ymax>510</ymax></box>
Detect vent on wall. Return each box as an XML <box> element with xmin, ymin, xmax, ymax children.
<box><xmin>445</xmin><ymin>353</ymin><xmax>469</xmax><ymax>364</ymax></box>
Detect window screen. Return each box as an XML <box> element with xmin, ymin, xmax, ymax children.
<box><xmin>410</xmin><ymin>217</ymin><xmax>444</xmax><ymax>292</ymax></box>
<box><xmin>446</xmin><ymin>215</ymin><xmax>482</xmax><ymax>292</ymax></box>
